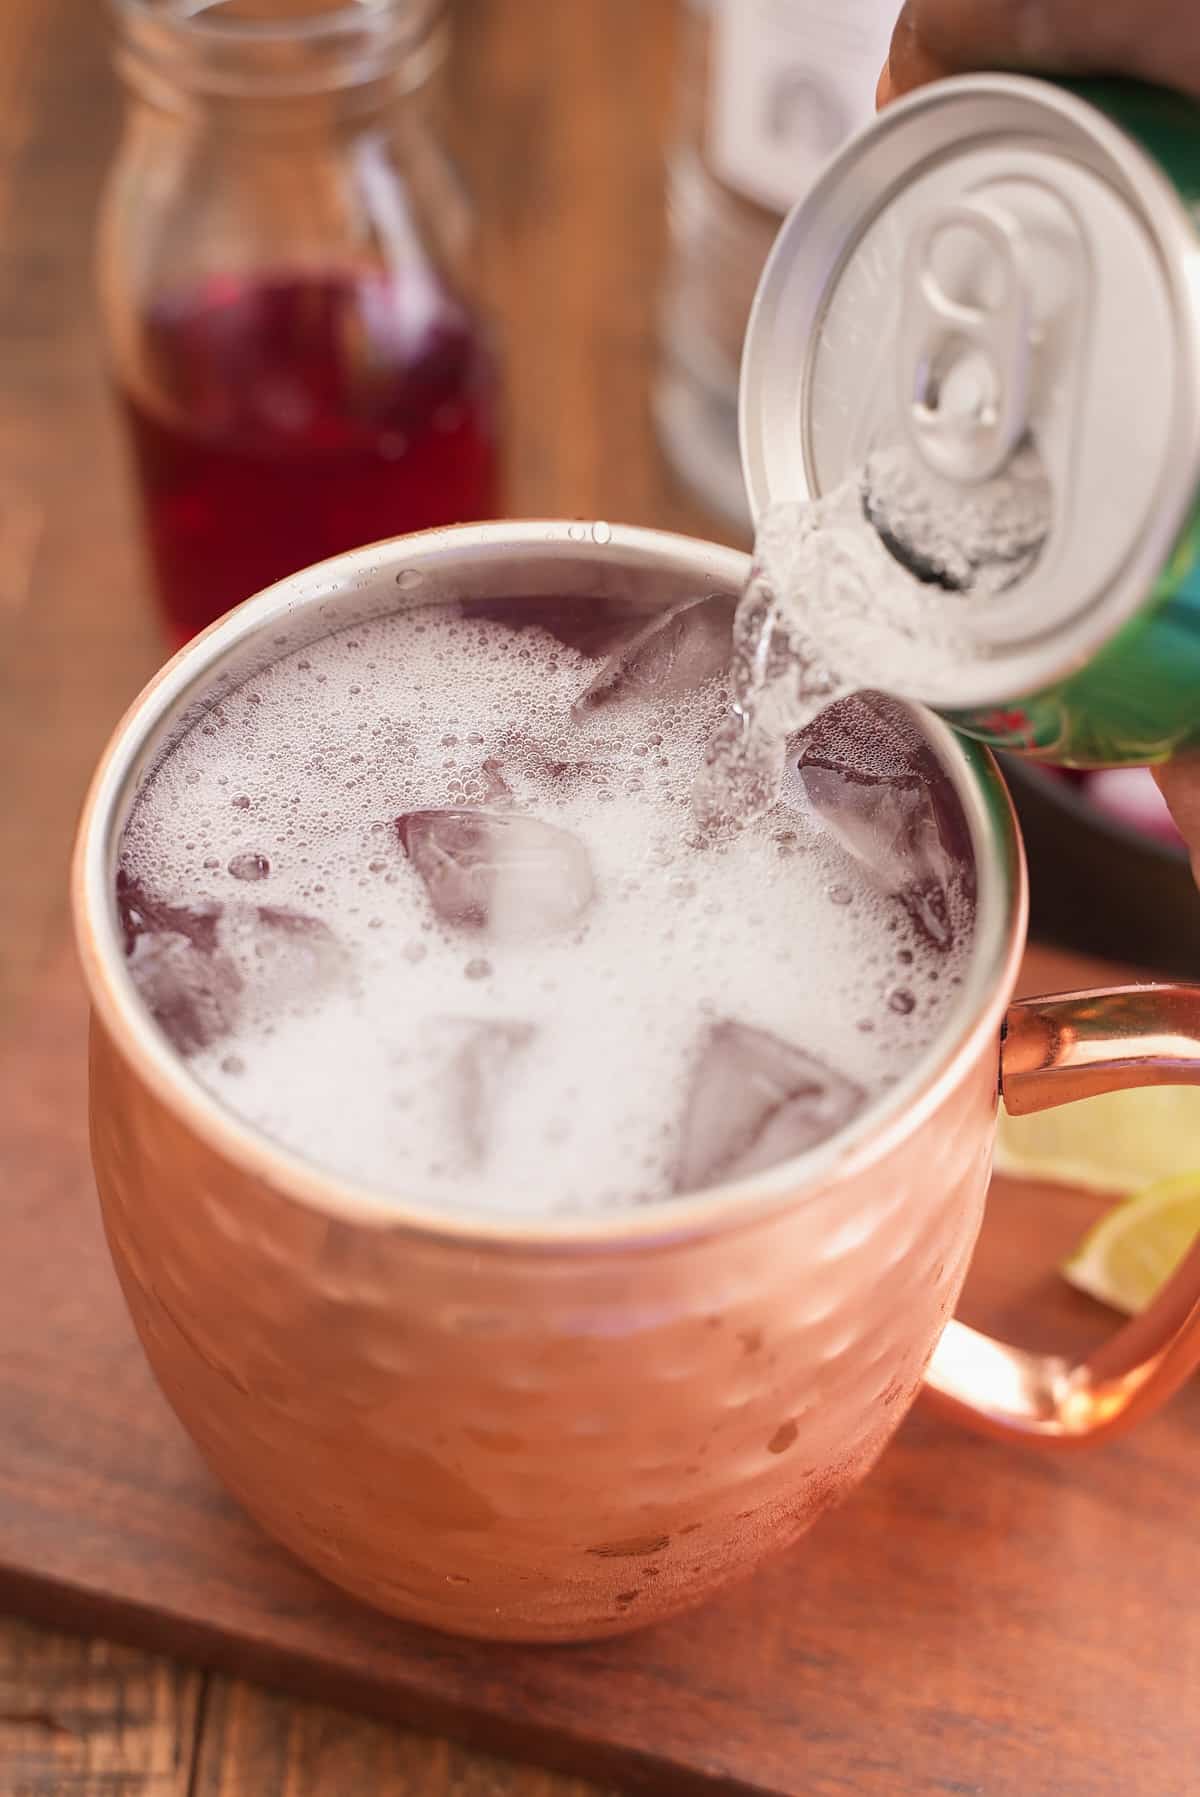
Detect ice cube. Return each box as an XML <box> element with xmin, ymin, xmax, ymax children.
<box><xmin>118</xmin><ymin>876</ymin><xmax>349</xmax><ymax>1051</ymax></box>
<box><xmin>794</xmin><ymin>693</ymin><xmax>974</xmax><ymax>949</ymax></box>
<box><xmin>434</xmin><ymin>1018</ymin><xmax>535</xmax><ymax>1167</ymax></box>
<box><xmin>116</xmin><ymin>868</ymin><xmax>221</xmax><ymax>956</ymax></box>
<box><xmin>676</xmin><ymin>1020</ymin><xmax>865</xmax><ymax>1192</ymax></box>
<box><xmin>397</xmin><ymin>809</ymin><xmax>594</xmax><ymax>940</ymax></box>
<box><xmin>573</xmin><ymin>593</ymin><xmax>735</xmax><ymax>716</ymax></box>
<box><xmin>126</xmin><ymin>929</ymin><xmax>241</xmax><ymax>1056</ymax></box>
<box><xmin>221</xmin><ymin>904</ymin><xmax>350</xmax><ymax>1014</ymax></box>
<box><xmin>117</xmin><ymin>869</ymin><xmax>237</xmax><ymax>1054</ymax></box>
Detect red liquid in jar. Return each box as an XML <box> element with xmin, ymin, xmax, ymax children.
<box><xmin>121</xmin><ymin>274</ymin><xmax>500</xmax><ymax>643</ymax></box>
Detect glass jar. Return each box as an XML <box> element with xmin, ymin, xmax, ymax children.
<box><xmin>655</xmin><ymin>0</ymin><xmax>894</xmax><ymax>533</ymax></box>
<box><xmin>99</xmin><ymin>0</ymin><xmax>501</xmax><ymax>644</ymax></box>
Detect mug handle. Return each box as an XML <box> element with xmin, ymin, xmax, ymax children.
<box><xmin>925</xmin><ymin>984</ymin><xmax>1200</xmax><ymax>1445</ymax></box>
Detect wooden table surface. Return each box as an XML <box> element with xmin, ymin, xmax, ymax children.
<box><xmin>0</xmin><ymin>0</ymin><xmax>714</xmax><ymax>1789</ymax></box>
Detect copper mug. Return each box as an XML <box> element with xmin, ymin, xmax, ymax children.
<box><xmin>72</xmin><ymin>523</ymin><xmax>1200</xmax><ymax>1643</ymax></box>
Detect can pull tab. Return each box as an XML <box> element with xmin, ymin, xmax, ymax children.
<box><xmin>898</xmin><ymin>196</ymin><xmax>1034</xmax><ymax>485</ymax></box>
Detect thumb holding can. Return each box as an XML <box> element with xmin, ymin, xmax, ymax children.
<box><xmin>878</xmin><ymin>0</ymin><xmax>1200</xmax><ymax>106</ymax></box>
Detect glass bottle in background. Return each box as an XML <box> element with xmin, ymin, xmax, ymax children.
<box><xmin>99</xmin><ymin>0</ymin><xmax>500</xmax><ymax>645</ymax></box>
<box><xmin>655</xmin><ymin>0</ymin><xmax>894</xmax><ymax>532</ymax></box>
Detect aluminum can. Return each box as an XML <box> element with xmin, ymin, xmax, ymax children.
<box><xmin>741</xmin><ymin>76</ymin><xmax>1200</xmax><ymax>766</ymax></box>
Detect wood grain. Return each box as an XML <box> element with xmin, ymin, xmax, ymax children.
<box><xmin>0</xmin><ymin>1617</ymin><xmax>616</xmax><ymax>1797</ymax></box>
<box><xmin>191</xmin><ymin>1677</ymin><xmax>617</xmax><ymax>1797</ymax></box>
<box><xmin>1</xmin><ymin>1</ymin><xmax>1198</xmax><ymax>1795</ymax></box>
<box><xmin>0</xmin><ymin>1618</ymin><xmax>202</xmax><ymax>1797</ymax></box>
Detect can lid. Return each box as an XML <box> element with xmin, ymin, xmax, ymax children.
<box><xmin>739</xmin><ymin>76</ymin><xmax>1200</xmax><ymax>707</ymax></box>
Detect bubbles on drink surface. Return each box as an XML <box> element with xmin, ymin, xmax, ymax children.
<box><xmin>117</xmin><ymin>569</ymin><xmax>977</xmax><ymax>1214</ymax></box>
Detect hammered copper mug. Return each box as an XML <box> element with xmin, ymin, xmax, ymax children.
<box><xmin>72</xmin><ymin>522</ymin><xmax>1200</xmax><ymax>1643</ymax></box>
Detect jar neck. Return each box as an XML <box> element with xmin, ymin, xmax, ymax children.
<box><xmin>112</xmin><ymin>0</ymin><xmax>447</xmax><ymax>128</ymax></box>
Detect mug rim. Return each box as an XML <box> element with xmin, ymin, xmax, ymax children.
<box><xmin>72</xmin><ymin>519</ymin><xmax>1028</xmax><ymax>1249</ymax></box>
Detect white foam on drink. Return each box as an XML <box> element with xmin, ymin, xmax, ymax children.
<box><xmin>119</xmin><ymin>602</ymin><xmax>973</xmax><ymax>1216</ymax></box>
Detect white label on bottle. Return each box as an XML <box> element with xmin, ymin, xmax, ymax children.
<box><xmin>709</xmin><ymin>0</ymin><xmax>895</xmax><ymax>214</ymax></box>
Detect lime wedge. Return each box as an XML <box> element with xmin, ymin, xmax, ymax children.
<box><xmin>1062</xmin><ymin>1174</ymin><xmax>1200</xmax><ymax>1315</ymax></box>
<box><xmin>996</xmin><ymin>1086</ymin><xmax>1200</xmax><ymax>1195</ymax></box>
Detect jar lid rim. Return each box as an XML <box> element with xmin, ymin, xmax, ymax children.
<box><xmin>111</xmin><ymin>0</ymin><xmax>441</xmax><ymax>44</ymax></box>
<box><xmin>111</xmin><ymin>0</ymin><xmax>447</xmax><ymax>100</ymax></box>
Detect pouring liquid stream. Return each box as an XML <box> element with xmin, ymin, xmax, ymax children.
<box><xmin>693</xmin><ymin>441</ymin><xmax>1054</xmax><ymax>833</ymax></box>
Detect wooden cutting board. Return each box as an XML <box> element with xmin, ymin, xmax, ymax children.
<box><xmin>1</xmin><ymin>940</ymin><xmax>1196</xmax><ymax>1797</ymax></box>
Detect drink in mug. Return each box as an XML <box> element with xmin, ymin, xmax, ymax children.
<box><xmin>116</xmin><ymin>590</ymin><xmax>976</xmax><ymax>1213</ymax></box>
<box><xmin>74</xmin><ymin>525</ymin><xmax>1200</xmax><ymax>1641</ymax></box>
